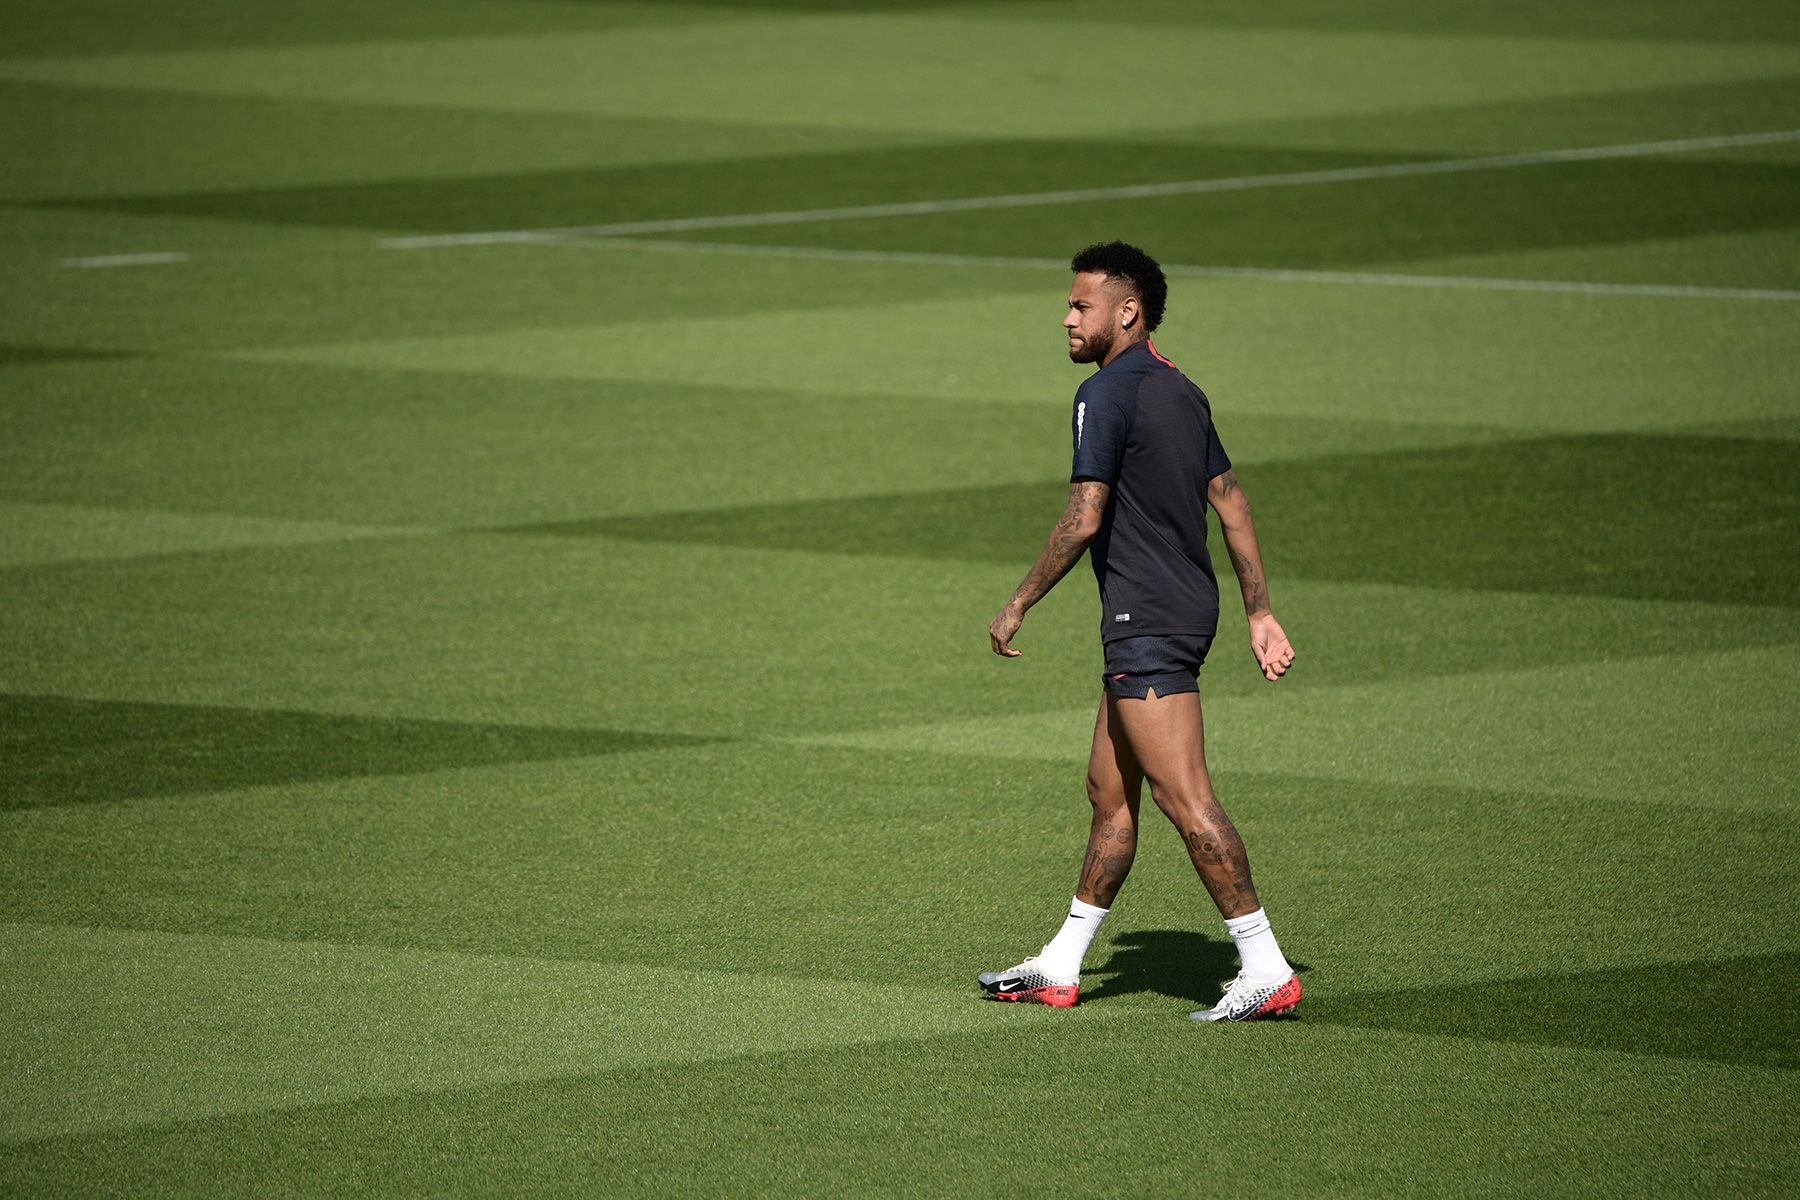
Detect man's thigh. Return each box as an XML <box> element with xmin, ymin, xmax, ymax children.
<box><xmin>1109</xmin><ymin>688</ymin><xmax>1212</xmax><ymax>796</ymax></box>
<box><xmin>1087</xmin><ymin>694</ymin><xmax>1143</xmax><ymax>807</ymax></box>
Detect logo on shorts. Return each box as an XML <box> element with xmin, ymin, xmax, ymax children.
<box><xmin>1114</xmin><ymin>613</ymin><xmax>1130</xmax><ymax>622</ymax></box>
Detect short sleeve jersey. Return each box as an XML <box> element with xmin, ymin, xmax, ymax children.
<box><xmin>1069</xmin><ymin>340</ymin><xmax>1232</xmax><ymax>643</ymax></box>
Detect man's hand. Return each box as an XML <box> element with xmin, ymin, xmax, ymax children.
<box><xmin>989</xmin><ymin>604</ymin><xmax>1024</xmax><ymax>657</ymax></box>
<box><xmin>1249</xmin><ymin>612</ymin><xmax>1295</xmax><ymax>681</ymax></box>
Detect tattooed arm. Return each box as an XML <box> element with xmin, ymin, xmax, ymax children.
<box><xmin>989</xmin><ymin>479</ymin><xmax>1110</xmax><ymax>657</ymax></box>
<box><xmin>1207</xmin><ymin>468</ymin><xmax>1296</xmax><ymax>682</ymax></box>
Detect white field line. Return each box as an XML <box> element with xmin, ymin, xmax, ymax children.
<box><xmin>379</xmin><ymin>128</ymin><xmax>1800</xmax><ymax>250</ymax></box>
<box><xmin>59</xmin><ymin>252</ymin><xmax>191</xmax><ymax>269</ymax></box>
<box><xmin>519</xmin><ymin>235</ymin><xmax>1800</xmax><ymax>302</ymax></box>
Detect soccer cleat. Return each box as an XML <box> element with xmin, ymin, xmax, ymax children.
<box><xmin>1188</xmin><ymin>971</ymin><xmax>1301</xmax><ymax>1022</ymax></box>
<box><xmin>977</xmin><ymin>955</ymin><xmax>1080</xmax><ymax>1007</ymax></box>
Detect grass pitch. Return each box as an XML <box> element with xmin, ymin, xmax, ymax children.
<box><xmin>3</xmin><ymin>1</ymin><xmax>1798</xmax><ymax>1195</ymax></box>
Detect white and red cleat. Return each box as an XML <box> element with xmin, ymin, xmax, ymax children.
<box><xmin>977</xmin><ymin>956</ymin><xmax>1080</xmax><ymax>1008</ymax></box>
<box><xmin>1189</xmin><ymin>971</ymin><xmax>1302</xmax><ymax>1022</ymax></box>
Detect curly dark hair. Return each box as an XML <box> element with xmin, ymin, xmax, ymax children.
<box><xmin>1070</xmin><ymin>241</ymin><xmax>1168</xmax><ymax>332</ymax></box>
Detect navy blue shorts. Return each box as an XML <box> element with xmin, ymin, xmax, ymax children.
<box><xmin>1102</xmin><ymin>633</ymin><xmax>1213</xmax><ymax>699</ymax></box>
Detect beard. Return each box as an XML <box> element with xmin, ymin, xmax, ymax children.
<box><xmin>1068</xmin><ymin>325</ymin><xmax>1114</xmax><ymax>364</ymax></box>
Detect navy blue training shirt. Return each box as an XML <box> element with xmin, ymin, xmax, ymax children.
<box><xmin>1069</xmin><ymin>340</ymin><xmax>1232</xmax><ymax>643</ymax></box>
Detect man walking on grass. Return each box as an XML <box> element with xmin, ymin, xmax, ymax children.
<box><xmin>981</xmin><ymin>241</ymin><xmax>1301</xmax><ymax>1022</ymax></box>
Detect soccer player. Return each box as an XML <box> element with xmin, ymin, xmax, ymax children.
<box><xmin>980</xmin><ymin>241</ymin><xmax>1301</xmax><ymax>1022</ymax></box>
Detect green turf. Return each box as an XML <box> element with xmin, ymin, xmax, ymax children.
<box><xmin>3</xmin><ymin>1</ymin><xmax>1797</xmax><ymax>1195</ymax></box>
<box><xmin>2</xmin><ymin>693</ymin><xmax>713</xmax><ymax>810</ymax></box>
<box><xmin>538</xmin><ymin>431</ymin><xmax>1800</xmax><ymax>606</ymax></box>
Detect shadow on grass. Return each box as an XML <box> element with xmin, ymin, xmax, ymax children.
<box><xmin>1084</xmin><ymin>934</ymin><xmax>1796</xmax><ymax>1069</ymax></box>
<box><xmin>1082</xmin><ymin>927</ymin><xmax>1313</xmax><ymax>1009</ymax></box>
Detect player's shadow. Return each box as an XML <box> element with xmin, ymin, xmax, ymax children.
<box><xmin>1083</xmin><ymin>929</ymin><xmax>1311</xmax><ymax>1007</ymax></box>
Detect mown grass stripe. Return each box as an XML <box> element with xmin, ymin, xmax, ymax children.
<box><xmin>0</xmin><ymin>921</ymin><xmax>1083</xmax><ymax>1142</ymax></box>
<box><xmin>793</xmin><ymin>643</ymin><xmax>1800</xmax><ymax>811</ymax></box>
<box><xmin>2</xmin><ymin>693</ymin><xmax>719</xmax><ymax>810</ymax></box>
<box><xmin>380</xmin><ymin>128</ymin><xmax>1800</xmax><ymax>248</ymax></box>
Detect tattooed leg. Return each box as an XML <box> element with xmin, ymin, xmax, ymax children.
<box><xmin>1077</xmin><ymin>822</ymin><xmax>1137</xmax><ymax>908</ymax></box>
<box><xmin>1076</xmin><ymin>694</ymin><xmax>1143</xmax><ymax>908</ymax></box>
<box><xmin>1180</xmin><ymin>818</ymin><xmax>1260</xmax><ymax>918</ymax></box>
<box><xmin>1112</xmin><ymin>689</ymin><xmax>1262</xmax><ymax>919</ymax></box>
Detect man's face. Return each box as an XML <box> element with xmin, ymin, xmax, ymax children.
<box><xmin>1064</xmin><ymin>271</ymin><xmax>1124</xmax><ymax>364</ymax></box>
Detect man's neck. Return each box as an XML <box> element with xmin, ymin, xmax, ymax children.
<box><xmin>1100</xmin><ymin>333</ymin><xmax>1148</xmax><ymax>368</ymax></box>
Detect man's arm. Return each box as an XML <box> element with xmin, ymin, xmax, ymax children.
<box><xmin>989</xmin><ymin>480</ymin><xmax>1110</xmax><ymax>657</ymax></box>
<box><xmin>1207</xmin><ymin>469</ymin><xmax>1295</xmax><ymax>682</ymax></box>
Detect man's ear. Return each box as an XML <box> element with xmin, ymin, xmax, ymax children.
<box><xmin>1120</xmin><ymin>296</ymin><xmax>1140</xmax><ymax>329</ymax></box>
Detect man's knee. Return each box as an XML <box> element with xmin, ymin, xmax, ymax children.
<box><xmin>1148</xmin><ymin>778</ymin><xmax>1218</xmax><ymax>823</ymax></box>
<box><xmin>1086</xmin><ymin>770</ymin><xmax>1131</xmax><ymax>812</ymax></box>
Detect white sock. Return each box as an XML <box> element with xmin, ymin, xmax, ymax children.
<box><xmin>1224</xmin><ymin>907</ymin><xmax>1290</xmax><ymax>982</ymax></box>
<box><xmin>1037</xmin><ymin>897</ymin><xmax>1109</xmax><ymax>977</ymax></box>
